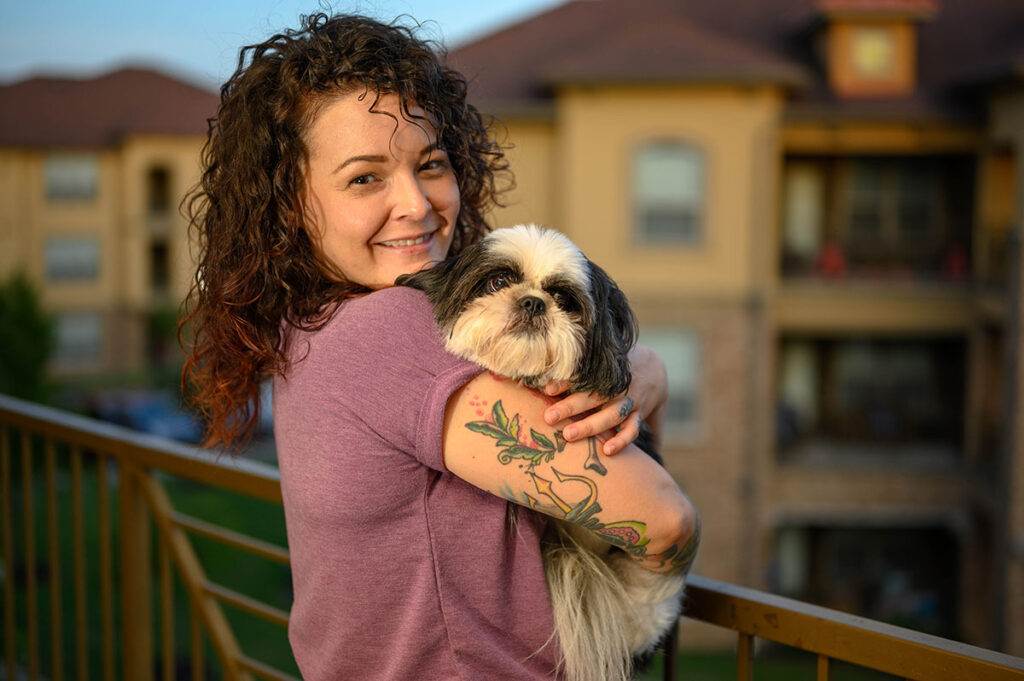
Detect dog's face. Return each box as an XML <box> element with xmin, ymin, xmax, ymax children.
<box><xmin>396</xmin><ymin>224</ymin><xmax>637</xmax><ymax>395</ymax></box>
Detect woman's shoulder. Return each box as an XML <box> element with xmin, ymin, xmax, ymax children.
<box><xmin>334</xmin><ymin>285</ymin><xmax>433</xmax><ymax>323</ymax></box>
<box><xmin>323</xmin><ymin>286</ymin><xmax>437</xmax><ymax>342</ymax></box>
<box><xmin>293</xmin><ymin>286</ymin><xmax>449</xmax><ymax>369</ymax></box>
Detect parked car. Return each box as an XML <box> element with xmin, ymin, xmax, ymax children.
<box><xmin>259</xmin><ymin>379</ymin><xmax>274</xmax><ymax>435</ymax></box>
<box><xmin>88</xmin><ymin>389</ymin><xmax>203</xmax><ymax>444</ymax></box>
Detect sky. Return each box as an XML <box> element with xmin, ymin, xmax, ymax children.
<box><xmin>0</xmin><ymin>0</ymin><xmax>565</xmax><ymax>90</ymax></box>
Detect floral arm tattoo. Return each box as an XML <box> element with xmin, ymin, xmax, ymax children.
<box><xmin>465</xmin><ymin>398</ymin><xmax>699</xmax><ymax>573</ymax></box>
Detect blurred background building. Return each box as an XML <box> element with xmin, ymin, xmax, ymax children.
<box><xmin>1</xmin><ymin>0</ymin><xmax>1021</xmax><ymax>658</ymax></box>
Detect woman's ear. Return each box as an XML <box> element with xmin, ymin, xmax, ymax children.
<box><xmin>573</xmin><ymin>260</ymin><xmax>638</xmax><ymax>397</ymax></box>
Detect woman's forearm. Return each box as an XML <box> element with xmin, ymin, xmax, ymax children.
<box><xmin>626</xmin><ymin>500</ymin><xmax>700</xmax><ymax>575</ymax></box>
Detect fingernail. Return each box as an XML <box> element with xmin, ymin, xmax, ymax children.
<box><xmin>564</xmin><ymin>426</ymin><xmax>577</xmax><ymax>439</ymax></box>
<box><xmin>544</xmin><ymin>409</ymin><xmax>558</xmax><ymax>424</ymax></box>
<box><xmin>603</xmin><ymin>442</ymin><xmax>615</xmax><ymax>455</ymax></box>
<box><xmin>545</xmin><ymin>384</ymin><xmax>559</xmax><ymax>395</ymax></box>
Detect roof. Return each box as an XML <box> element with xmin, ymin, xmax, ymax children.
<box><xmin>0</xmin><ymin>66</ymin><xmax>219</xmax><ymax>148</ymax></box>
<box><xmin>447</xmin><ymin>0</ymin><xmax>1024</xmax><ymax>122</ymax></box>
<box><xmin>816</xmin><ymin>0</ymin><xmax>938</xmax><ymax>18</ymax></box>
<box><xmin>538</xmin><ymin>12</ymin><xmax>809</xmax><ymax>89</ymax></box>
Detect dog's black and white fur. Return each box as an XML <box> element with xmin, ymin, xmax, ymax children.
<box><xmin>396</xmin><ymin>224</ymin><xmax>688</xmax><ymax>681</ymax></box>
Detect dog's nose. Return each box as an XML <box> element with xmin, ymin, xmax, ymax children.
<box><xmin>518</xmin><ymin>295</ymin><xmax>546</xmax><ymax>317</ymax></box>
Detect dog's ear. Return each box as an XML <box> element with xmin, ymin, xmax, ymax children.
<box><xmin>574</xmin><ymin>260</ymin><xmax>637</xmax><ymax>397</ymax></box>
<box><xmin>394</xmin><ymin>240</ymin><xmax>484</xmax><ymax>329</ymax></box>
<box><xmin>394</xmin><ymin>255</ymin><xmax>458</xmax><ymax>297</ymax></box>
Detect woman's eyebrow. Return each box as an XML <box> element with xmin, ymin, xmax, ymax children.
<box><xmin>331</xmin><ymin>142</ymin><xmax>442</xmax><ymax>175</ymax></box>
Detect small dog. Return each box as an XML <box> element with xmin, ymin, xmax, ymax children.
<box><xmin>396</xmin><ymin>224</ymin><xmax>689</xmax><ymax>681</ymax></box>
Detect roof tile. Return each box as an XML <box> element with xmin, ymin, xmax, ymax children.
<box><xmin>0</xmin><ymin>66</ymin><xmax>219</xmax><ymax>148</ymax></box>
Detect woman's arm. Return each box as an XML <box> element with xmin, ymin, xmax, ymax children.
<box><xmin>443</xmin><ymin>372</ymin><xmax>696</xmax><ymax>574</ymax></box>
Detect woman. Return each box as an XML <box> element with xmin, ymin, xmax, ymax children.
<box><xmin>181</xmin><ymin>12</ymin><xmax>698</xmax><ymax>680</ymax></box>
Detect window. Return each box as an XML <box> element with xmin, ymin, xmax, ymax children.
<box><xmin>845</xmin><ymin>159</ymin><xmax>941</xmax><ymax>248</ymax></box>
<box><xmin>851</xmin><ymin>27</ymin><xmax>897</xmax><ymax>79</ymax></box>
<box><xmin>777</xmin><ymin>337</ymin><xmax>965</xmax><ymax>449</ymax></box>
<box><xmin>45</xmin><ymin>237</ymin><xmax>100</xmax><ymax>281</ymax></box>
<box><xmin>633</xmin><ymin>142</ymin><xmax>704</xmax><ymax>244</ymax></box>
<box><xmin>781</xmin><ymin>155</ymin><xmax>974</xmax><ymax>279</ymax></box>
<box><xmin>783</xmin><ymin>163</ymin><xmax>825</xmax><ymax>260</ymax></box>
<box><xmin>147</xmin><ymin>165</ymin><xmax>171</xmax><ymax>213</ymax></box>
<box><xmin>638</xmin><ymin>328</ymin><xmax>700</xmax><ymax>435</ymax></box>
<box><xmin>45</xmin><ymin>154</ymin><xmax>99</xmax><ymax>201</ymax></box>
<box><xmin>54</xmin><ymin>312</ymin><xmax>102</xmax><ymax>365</ymax></box>
<box><xmin>847</xmin><ymin>161</ymin><xmax>886</xmax><ymax>244</ymax></box>
<box><xmin>150</xmin><ymin>239</ymin><xmax>169</xmax><ymax>293</ymax></box>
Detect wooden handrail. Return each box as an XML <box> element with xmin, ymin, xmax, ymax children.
<box><xmin>0</xmin><ymin>394</ymin><xmax>280</xmax><ymax>500</ymax></box>
<box><xmin>681</xmin><ymin>574</ymin><xmax>1024</xmax><ymax>680</ymax></box>
<box><xmin>2</xmin><ymin>392</ymin><xmax>1023</xmax><ymax>681</ymax></box>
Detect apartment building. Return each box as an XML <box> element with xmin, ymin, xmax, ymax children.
<box><xmin>448</xmin><ymin>0</ymin><xmax>1024</xmax><ymax>654</ymax></box>
<box><xmin>0</xmin><ymin>67</ymin><xmax>217</xmax><ymax>376</ymax></box>
<box><xmin>0</xmin><ymin>0</ymin><xmax>1021</xmax><ymax>657</ymax></box>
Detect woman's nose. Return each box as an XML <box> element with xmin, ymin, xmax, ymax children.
<box><xmin>393</xmin><ymin>171</ymin><xmax>432</xmax><ymax>221</ymax></box>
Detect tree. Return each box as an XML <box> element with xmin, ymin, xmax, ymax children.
<box><xmin>0</xmin><ymin>271</ymin><xmax>54</xmax><ymax>402</ymax></box>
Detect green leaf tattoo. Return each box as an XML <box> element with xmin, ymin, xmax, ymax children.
<box><xmin>492</xmin><ymin>401</ymin><xmax>509</xmax><ymax>430</ymax></box>
<box><xmin>465</xmin><ymin>399</ymin><xmax>660</xmax><ymax>559</ymax></box>
<box><xmin>530</xmin><ymin>429</ymin><xmax>554</xmax><ymax>449</ymax></box>
<box><xmin>466</xmin><ymin>400</ymin><xmax>566</xmax><ymax>470</ymax></box>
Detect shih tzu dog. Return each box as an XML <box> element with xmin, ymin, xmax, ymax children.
<box><xmin>396</xmin><ymin>224</ymin><xmax>690</xmax><ymax>681</ymax></box>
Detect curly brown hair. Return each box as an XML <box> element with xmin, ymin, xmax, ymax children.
<box><xmin>179</xmin><ymin>11</ymin><xmax>512</xmax><ymax>453</ymax></box>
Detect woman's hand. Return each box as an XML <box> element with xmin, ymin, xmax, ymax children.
<box><xmin>542</xmin><ymin>344</ymin><xmax>668</xmax><ymax>456</ymax></box>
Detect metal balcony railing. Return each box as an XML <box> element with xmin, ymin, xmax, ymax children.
<box><xmin>2</xmin><ymin>393</ymin><xmax>1023</xmax><ymax>681</ymax></box>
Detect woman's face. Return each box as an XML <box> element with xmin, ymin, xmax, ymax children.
<box><xmin>301</xmin><ymin>90</ymin><xmax>460</xmax><ymax>290</ymax></box>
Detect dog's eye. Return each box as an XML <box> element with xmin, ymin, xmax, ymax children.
<box><xmin>550</xmin><ymin>288</ymin><xmax>582</xmax><ymax>313</ymax></box>
<box><xmin>487</xmin><ymin>274</ymin><xmax>511</xmax><ymax>293</ymax></box>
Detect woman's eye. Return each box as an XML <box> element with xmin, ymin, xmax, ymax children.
<box><xmin>350</xmin><ymin>174</ymin><xmax>376</xmax><ymax>186</ymax></box>
<box><xmin>421</xmin><ymin>158</ymin><xmax>449</xmax><ymax>172</ymax></box>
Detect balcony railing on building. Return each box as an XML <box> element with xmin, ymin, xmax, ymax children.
<box><xmin>776</xmin><ymin>336</ymin><xmax>967</xmax><ymax>467</ymax></box>
<box><xmin>778</xmin><ymin>155</ymin><xmax>1016</xmax><ymax>288</ymax></box>
<box><xmin>2</xmin><ymin>393</ymin><xmax>1023</xmax><ymax>680</ymax></box>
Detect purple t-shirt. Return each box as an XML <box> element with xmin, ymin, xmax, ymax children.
<box><xmin>273</xmin><ymin>286</ymin><xmax>564</xmax><ymax>680</ymax></box>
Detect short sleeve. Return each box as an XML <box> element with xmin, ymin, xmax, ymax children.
<box><xmin>309</xmin><ymin>287</ymin><xmax>482</xmax><ymax>473</ymax></box>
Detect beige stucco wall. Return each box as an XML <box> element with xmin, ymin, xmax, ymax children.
<box><xmin>485</xmin><ymin>119</ymin><xmax>556</xmax><ymax>231</ymax></box>
<box><xmin>0</xmin><ymin>149</ymin><xmax>120</xmax><ymax>310</ymax></box>
<box><xmin>0</xmin><ymin>135</ymin><xmax>205</xmax><ymax>375</ymax></box>
<box><xmin>554</xmin><ymin>84</ymin><xmax>783</xmax><ymax>299</ymax></box>
<box><xmin>119</xmin><ymin>134</ymin><xmax>206</xmax><ymax>307</ymax></box>
<box><xmin>0</xmin><ymin>151</ymin><xmax>35</xmax><ymax>281</ymax></box>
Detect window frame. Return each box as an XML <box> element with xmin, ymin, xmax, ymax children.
<box><xmin>53</xmin><ymin>311</ymin><xmax>104</xmax><ymax>367</ymax></box>
<box><xmin>44</xmin><ymin>236</ymin><xmax>101</xmax><ymax>282</ymax></box>
<box><xmin>631</xmin><ymin>139</ymin><xmax>707</xmax><ymax>247</ymax></box>
<box><xmin>44</xmin><ymin>153</ymin><xmax>100</xmax><ymax>202</ymax></box>
<box><xmin>637</xmin><ymin>326</ymin><xmax>702</xmax><ymax>443</ymax></box>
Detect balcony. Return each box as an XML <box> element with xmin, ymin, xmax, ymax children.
<box><xmin>2</xmin><ymin>393</ymin><xmax>1022</xmax><ymax>680</ymax></box>
<box><xmin>776</xmin><ymin>336</ymin><xmax>966</xmax><ymax>466</ymax></box>
<box><xmin>780</xmin><ymin>156</ymin><xmax>980</xmax><ymax>288</ymax></box>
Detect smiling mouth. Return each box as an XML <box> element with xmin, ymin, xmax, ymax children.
<box><xmin>376</xmin><ymin>230</ymin><xmax>437</xmax><ymax>248</ymax></box>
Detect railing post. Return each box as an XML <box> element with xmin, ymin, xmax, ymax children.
<box><xmin>662</xmin><ymin>618</ymin><xmax>679</xmax><ymax>681</ymax></box>
<box><xmin>120</xmin><ymin>460</ymin><xmax>154</xmax><ymax>681</ymax></box>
